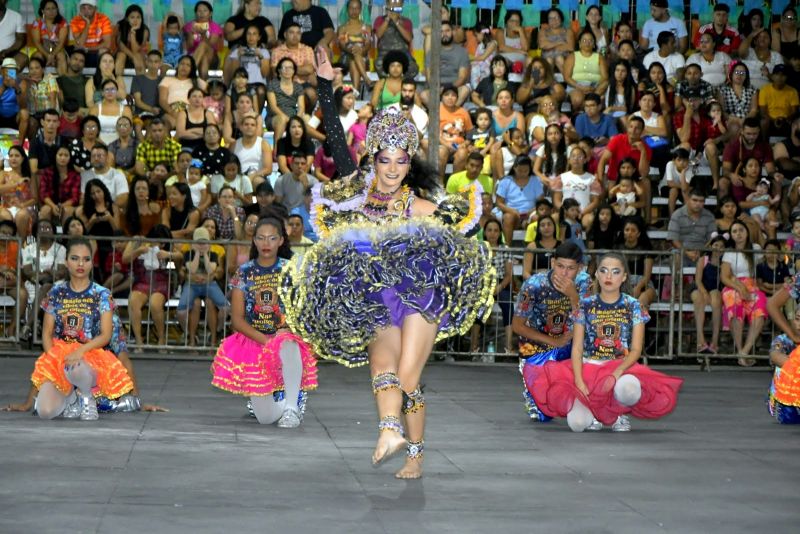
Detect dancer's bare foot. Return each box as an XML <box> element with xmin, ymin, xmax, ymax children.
<box><xmin>372</xmin><ymin>430</ymin><xmax>407</xmax><ymax>465</ymax></box>
<box><xmin>395</xmin><ymin>456</ymin><xmax>423</xmax><ymax>479</ymax></box>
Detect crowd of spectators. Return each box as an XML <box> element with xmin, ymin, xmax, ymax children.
<box><xmin>2</xmin><ymin>0</ymin><xmax>800</xmax><ymax>357</ymax></box>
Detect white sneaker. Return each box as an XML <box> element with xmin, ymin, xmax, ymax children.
<box><xmin>481</xmin><ymin>354</ymin><xmax>495</xmax><ymax>363</ymax></box>
<box><xmin>586</xmin><ymin>419</ymin><xmax>603</xmax><ymax>431</ymax></box>
<box><xmin>611</xmin><ymin>415</ymin><xmax>631</xmax><ymax>432</ymax></box>
<box><xmin>276</xmin><ymin>407</ymin><xmax>301</xmax><ymax>428</ymax></box>
<box><xmin>80</xmin><ymin>396</ymin><xmax>99</xmax><ymax>421</ymax></box>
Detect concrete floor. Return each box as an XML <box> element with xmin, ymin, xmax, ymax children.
<box><xmin>0</xmin><ymin>357</ymin><xmax>798</xmax><ymax>534</ymax></box>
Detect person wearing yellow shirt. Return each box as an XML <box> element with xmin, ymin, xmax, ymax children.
<box><xmin>524</xmin><ymin>198</ymin><xmax>561</xmax><ymax>242</ymax></box>
<box><xmin>444</xmin><ymin>152</ymin><xmax>493</xmax><ymax>196</ymax></box>
<box><xmin>759</xmin><ymin>64</ymin><xmax>799</xmax><ymax>136</ymax></box>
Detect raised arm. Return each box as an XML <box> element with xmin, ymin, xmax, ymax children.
<box><xmin>314</xmin><ymin>47</ymin><xmax>357</xmax><ymax>178</ymax></box>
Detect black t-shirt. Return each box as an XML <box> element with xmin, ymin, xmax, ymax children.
<box><xmin>225</xmin><ymin>14</ymin><xmax>274</xmax><ymax>49</ymax></box>
<box><xmin>183</xmin><ymin>250</ymin><xmax>220</xmax><ymax>276</ymax></box>
<box><xmin>130</xmin><ymin>74</ymin><xmax>162</xmax><ymax>115</ymax></box>
<box><xmin>192</xmin><ymin>145</ymin><xmax>232</xmax><ymax>176</ymax></box>
<box><xmin>757</xmin><ymin>261</ymin><xmax>791</xmax><ymax>286</ymax></box>
<box><xmin>278</xmin><ymin>7</ymin><xmax>333</xmax><ymax>48</ymax></box>
<box><xmin>57</xmin><ymin>75</ymin><xmax>88</xmax><ymax>110</ymax></box>
<box><xmin>29</xmin><ymin>133</ymin><xmax>62</xmax><ymax>171</ymax></box>
<box><xmin>276</xmin><ymin>137</ymin><xmax>315</xmax><ymax>160</ymax></box>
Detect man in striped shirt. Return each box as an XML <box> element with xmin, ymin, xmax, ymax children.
<box><xmin>69</xmin><ymin>0</ymin><xmax>112</xmax><ymax>69</ymax></box>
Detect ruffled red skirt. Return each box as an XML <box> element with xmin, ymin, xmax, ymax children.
<box><xmin>31</xmin><ymin>339</ymin><xmax>134</xmax><ymax>398</ymax></box>
<box><xmin>523</xmin><ymin>358</ymin><xmax>683</xmax><ymax>425</ymax></box>
<box><xmin>211</xmin><ymin>331</ymin><xmax>318</xmax><ymax>396</ymax></box>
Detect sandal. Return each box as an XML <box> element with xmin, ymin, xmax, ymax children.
<box><xmin>737</xmin><ymin>357</ymin><xmax>756</xmax><ymax>367</ymax></box>
<box><xmin>697</xmin><ymin>344</ymin><xmax>713</xmax><ymax>355</ymax></box>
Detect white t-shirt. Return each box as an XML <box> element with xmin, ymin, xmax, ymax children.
<box><xmin>744</xmin><ymin>49</ymin><xmax>785</xmax><ymax>90</ymax></box>
<box><xmin>552</xmin><ymin>171</ymin><xmax>600</xmax><ymax>211</ymax></box>
<box><xmin>658</xmin><ymin>160</ymin><xmax>694</xmax><ymax>190</ymax></box>
<box><xmin>387</xmin><ymin>103</ymin><xmax>430</xmax><ymax>136</ymax></box>
<box><xmin>643</xmin><ymin>50</ymin><xmax>686</xmax><ymax>81</ymax></box>
<box><xmin>686</xmin><ymin>51</ymin><xmax>732</xmax><ymax>87</ymax></box>
<box><xmin>723</xmin><ymin>246</ymin><xmax>762</xmax><ymax>278</ymax></box>
<box><xmin>527</xmin><ymin>114</ymin><xmax>547</xmax><ymax>142</ymax></box>
<box><xmin>640</xmin><ymin>16</ymin><xmax>688</xmax><ymax>47</ymax></box>
<box><xmin>227</xmin><ymin>46</ymin><xmax>270</xmax><ymax>85</ymax></box>
<box><xmin>0</xmin><ymin>10</ymin><xmax>24</xmax><ymax>51</ymax></box>
<box><xmin>80</xmin><ymin>168</ymin><xmax>129</xmax><ymax>201</ymax></box>
<box><xmin>188</xmin><ymin>178</ymin><xmax>207</xmax><ymax>208</ymax></box>
<box><xmin>209</xmin><ymin>174</ymin><xmax>254</xmax><ymax>199</ymax></box>
<box><xmin>22</xmin><ymin>241</ymin><xmax>66</xmax><ymax>304</ymax></box>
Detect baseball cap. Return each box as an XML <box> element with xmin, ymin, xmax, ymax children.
<box><xmin>650</xmin><ymin>0</ymin><xmax>668</xmax><ymax>7</ymax></box>
<box><xmin>1</xmin><ymin>58</ymin><xmax>17</xmax><ymax>69</ymax></box>
<box><xmin>773</xmin><ymin>64</ymin><xmax>788</xmax><ymax>75</ymax></box>
<box><xmin>193</xmin><ymin>227</ymin><xmax>210</xmax><ymax>241</ymax></box>
<box><xmin>80</xmin><ymin>0</ymin><xmax>97</xmax><ymax>6</ymax></box>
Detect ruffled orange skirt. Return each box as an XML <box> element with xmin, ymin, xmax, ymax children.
<box><xmin>31</xmin><ymin>339</ymin><xmax>134</xmax><ymax>398</ymax></box>
<box><xmin>774</xmin><ymin>345</ymin><xmax>800</xmax><ymax>407</ymax></box>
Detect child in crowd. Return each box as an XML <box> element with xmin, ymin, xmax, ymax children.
<box><xmin>492</xmin><ymin>128</ymin><xmax>529</xmax><ymax>180</ymax></box>
<box><xmin>524</xmin><ymin>198</ymin><xmax>556</xmax><ymax>243</ymax></box>
<box><xmin>691</xmin><ymin>233</ymin><xmax>726</xmax><ymax>354</ymax></box>
<box><xmin>746</xmin><ymin>178</ymin><xmax>780</xmax><ymax>234</ymax></box>
<box><xmin>204</xmin><ymin>80</ymin><xmax>227</xmax><ymax>124</ymax></box>
<box><xmin>210</xmin><ymin>156</ymin><xmax>253</xmax><ymax>207</ymax></box>
<box><xmin>102</xmin><ymin>230</ymin><xmax>131</xmax><ymax>297</ymax></box>
<box><xmin>559</xmin><ymin>198</ymin><xmax>587</xmax><ymax>261</ymax></box>
<box><xmin>162</xmin><ymin>15</ymin><xmax>185</xmax><ymax>69</ymax></box>
<box><xmin>131</xmin><ymin>50</ymin><xmax>165</xmax><ymax>139</ymax></box>
<box><xmin>470</xmin><ymin>23</ymin><xmax>497</xmax><ymax>88</ymax></box>
<box><xmin>786</xmin><ymin>214</ymin><xmax>800</xmax><ymax>272</ymax></box>
<box><xmin>58</xmin><ymin>99</ymin><xmax>81</xmax><ymax>140</ymax></box>
<box><xmin>347</xmin><ymin>103</ymin><xmax>373</xmax><ymax>165</ymax></box>
<box><xmin>757</xmin><ymin>239</ymin><xmax>792</xmax><ymax>299</ymax></box>
<box><xmin>609</xmin><ymin>176</ymin><xmax>642</xmax><ymax>217</ymax></box>
<box><xmin>187</xmin><ymin>159</ymin><xmax>210</xmax><ymax>214</ymax></box>
<box><xmin>577</xmin><ymin>137</ymin><xmax>600</xmax><ymax>175</ymax></box>
<box><xmin>660</xmin><ymin>147</ymin><xmax>693</xmax><ymax>216</ymax></box>
<box><xmin>587</xmin><ymin>203</ymin><xmax>622</xmax><ymax>251</ymax></box>
<box><xmin>466</xmin><ymin>108</ymin><xmax>496</xmax><ymax>157</ymax></box>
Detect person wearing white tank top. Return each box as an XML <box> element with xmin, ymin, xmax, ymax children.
<box><xmin>90</xmin><ymin>80</ymin><xmax>132</xmax><ymax>146</ymax></box>
<box><xmin>232</xmin><ymin>115</ymin><xmax>273</xmax><ymax>189</ymax></box>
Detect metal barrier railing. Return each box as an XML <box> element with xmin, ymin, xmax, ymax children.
<box><xmin>0</xmin><ymin>234</ymin><xmax>23</xmax><ymax>344</ymax></box>
<box><xmin>5</xmin><ymin>236</ymin><xmax>795</xmax><ymax>370</ymax></box>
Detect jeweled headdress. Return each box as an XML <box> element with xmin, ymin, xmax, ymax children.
<box><xmin>365</xmin><ymin>107</ymin><xmax>419</xmax><ymax>158</ymax></box>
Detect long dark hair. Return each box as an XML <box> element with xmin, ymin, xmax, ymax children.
<box><xmin>481</xmin><ymin>217</ymin><xmax>504</xmax><ymax>246</ymax></box>
<box><xmin>168</xmin><ymin>182</ymin><xmax>195</xmax><ymax>230</ymax></box>
<box><xmin>730</xmin><ymin>220</ymin><xmax>755</xmax><ymax>276</ymax></box>
<box><xmin>126</xmin><ymin>175</ymin><xmax>151</xmax><ymax>236</ymax></box>
<box><xmin>489</xmin><ymin>55</ymin><xmax>510</xmax><ymax>82</ymax></box>
<box><xmin>738</xmin><ymin>8</ymin><xmax>764</xmax><ymax>36</ymax></box>
<box><xmin>589</xmin><ymin>202</ymin><xmax>622</xmax><ymax>248</ymax></box>
<box><xmin>176</xmin><ymin>55</ymin><xmax>201</xmax><ymax>88</ymax></box>
<box><xmin>62</xmin><ymin>215</ymin><xmax>86</xmax><ymax>237</ymax></box>
<box><xmin>286</xmin><ymin>115</ymin><xmax>310</xmax><ymax>148</ymax></box>
<box><xmin>607</xmin><ymin>60</ymin><xmax>637</xmax><ymax>114</ymax></box>
<box><xmin>92</xmin><ymin>52</ymin><xmax>116</xmax><ymax>89</ymax></box>
<box><xmin>535</xmin><ymin>214</ymin><xmax>558</xmax><ymax>247</ymax></box>
<box><xmin>48</xmin><ymin>145</ymin><xmax>73</xmax><ymax>204</ymax></box>
<box><xmin>616</xmin><ymin>215</ymin><xmax>653</xmax><ymax>250</ymax></box>
<box><xmin>405</xmin><ymin>156</ymin><xmax>443</xmax><ymax>198</ymax></box>
<box><xmin>249</xmin><ymin>217</ymin><xmax>292</xmax><ymax>261</ymax></box>
<box><xmin>7</xmin><ymin>145</ymin><xmax>32</xmax><ymax>178</ymax></box>
<box><xmin>38</xmin><ymin>0</ymin><xmax>64</xmax><ymax>24</ymax></box>
<box><xmin>117</xmin><ymin>6</ymin><xmax>148</xmax><ymax>48</ymax></box>
<box><xmin>82</xmin><ymin>179</ymin><xmax>114</xmax><ymax>218</ymax></box>
<box><xmin>543</xmin><ymin>124</ymin><xmax>567</xmax><ymax>177</ymax></box>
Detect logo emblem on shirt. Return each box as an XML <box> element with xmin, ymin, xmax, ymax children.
<box><xmin>599</xmin><ymin>322</ymin><xmax>618</xmax><ymax>348</ymax></box>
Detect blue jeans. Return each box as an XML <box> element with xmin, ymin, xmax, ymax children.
<box><xmin>178</xmin><ymin>282</ymin><xmax>228</xmax><ymax>311</ymax></box>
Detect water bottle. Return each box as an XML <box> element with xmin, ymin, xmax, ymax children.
<box><xmin>487</xmin><ymin>341</ymin><xmax>495</xmax><ymax>354</ymax></box>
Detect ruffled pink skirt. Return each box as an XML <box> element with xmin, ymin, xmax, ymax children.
<box><xmin>211</xmin><ymin>332</ymin><xmax>318</xmax><ymax>396</ymax></box>
<box><xmin>523</xmin><ymin>358</ymin><xmax>683</xmax><ymax>425</ymax></box>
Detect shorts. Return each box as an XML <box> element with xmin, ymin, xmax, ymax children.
<box><xmin>0</xmin><ymin>114</ymin><xmax>18</xmax><ymax>129</ymax></box>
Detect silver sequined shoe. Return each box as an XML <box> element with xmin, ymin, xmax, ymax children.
<box><xmin>79</xmin><ymin>396</ymin><xmax>99</xmax><ymax>421</ymax></box>
<box><xmin>586</xmin><ymin>418</ymin><xmax>604</xmax><ymax>431</ymax></box>
<box><xmin>611</xmin><ymin>415</ymin><xmax>631</xmax><ymax>432</ymax></box>
<box><xmin>276</xmin><ymin>407</ymin><xmax>301</xmax><ymax>428</ymax></box>
<box><xmin>61</xmin><ymin>392</ymin><xmax>82</xmax><ymax>419</ymax></box>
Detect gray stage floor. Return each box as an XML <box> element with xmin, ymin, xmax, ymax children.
<box><xmin>0</xmin><ymin>357</ymin><xmax>798</xmax><ymax>533</ymax></box>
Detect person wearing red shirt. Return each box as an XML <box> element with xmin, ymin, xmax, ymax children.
<box><xmin>721</xmin><ymin>117</ymin><xmax>783</xmax><ymax>199</ymax></box>
<box><xmin>673</xmin><ymin>90</ymin><xmax>723</xmax><ymax>192</ymax></box>
<box><xmin>596</xmin><ymin>117</ymin><xmax>653</xmax><ymax>220</ymax></box>
<box><xmin>692</xmin><ymin>4</ymin><xmax>741</xmax><ymax>56</ymax></box>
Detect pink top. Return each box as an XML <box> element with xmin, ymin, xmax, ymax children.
<box><xmin>184</xmin><ymin>20</ymin><xmax>223</xmax><ymax>53</ymax></box>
